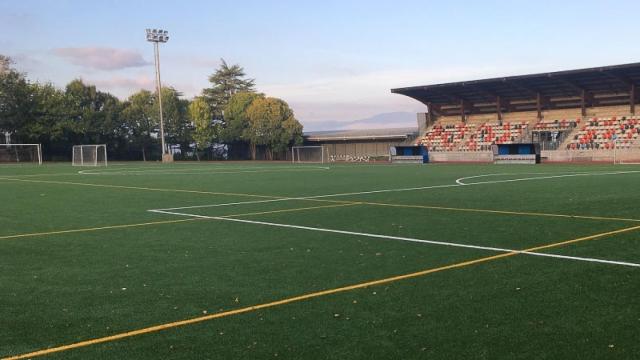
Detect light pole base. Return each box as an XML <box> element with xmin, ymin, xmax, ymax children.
<box><xmin>162</xmin><ymin>153</ymin><xmax>174</xmax><ymax>163</ymax></box>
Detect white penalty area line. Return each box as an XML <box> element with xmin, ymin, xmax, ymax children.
<box><xmin>455</xmin><ymin>170</ymin><xmax>640</xmax><ymax>185</ymax></box>
<box><xmin>149</xmin><ymin>208</ymin><xmax>640</xmax><ymax>269</ymax></box>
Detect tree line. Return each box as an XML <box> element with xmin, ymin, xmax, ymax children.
<box><xmin>0</xmin><ymin>55</ymin><xmax>303</xmax><ymax>160</ymax></box>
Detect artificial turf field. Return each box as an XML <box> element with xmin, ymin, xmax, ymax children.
<box><xmin>1</xmin><ymin>162</ymin><xmax>639</xmax><ymax>359</ymax></box>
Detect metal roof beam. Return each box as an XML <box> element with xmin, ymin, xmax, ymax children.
<box><xmin>500</xmin><ymin>79</ymin><xmax>539</xmax><ymax>97</ymax></box>
<box><xmin>599</xmin><ymin>70</ymin><xmax>635</xmax><ymax>86</ymax></box>
<box><xmin>546</xmin><ymin>75</ymin><xmax>586</xmax><ymax>95</ymax></box>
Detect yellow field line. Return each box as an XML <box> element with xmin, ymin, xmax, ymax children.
<box><xmin>356</xmin><ymin>201</ymin><xmax>640</xmax><ymax>223</ymax></box>
<box><xmin>0</xmin><ymin>177</ymin><xmax>282</xmax><ymax>200</ymax></box>
<box><xmin>222</xmin><ymin>202</ymin><xmax>360</xmax><ymax>218</ymax></box>
<box><xmin>5</xmin><ymin>224</ymin><xmax>639</xmax><ymax>360</ymax></box>
<box><xmin>2</xmin><ymin>176</ymin><xmax>636</xmax><ymax>223</ymax></box>
<box><xmin>0</xmin><ymin>177</ymin><xmax>354</xmax><ymax>205</ymax></box>
<box><xmin>0</xmin><ymin>203</ymin><xmax>359</xmax><ymax>242</ymax></box>
<box><xmin>524</xmin><ymin>224</ymin><xmax>640</xmax><ymax>252</ymax></box>
<box><xmin>0</xmin><ymin>218</ymin><xmax>200</xmax><ymax>241</ymax></box>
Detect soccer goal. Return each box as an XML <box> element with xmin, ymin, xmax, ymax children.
<box><xmin>0</xmin><ymin>144</ymin><xmax>42</xmax><ymax>165</ymax></box>
<box><xmin>613</xmin><ymin>139</ymin><xmax>640</xmax><ymax>164</ymax></box>
<box><xmin>72</xmin><ymin>145</ymin><xmax>108</xmax><ymax>166</ymax></box>
<box><xmin>291</xmin><ymin>146</ymin><xmax>325</xmax><ymax>163</ymax></box>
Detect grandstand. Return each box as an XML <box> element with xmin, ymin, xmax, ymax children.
<box><xmin>392</xmin><ymin>62</ymin><xmax>640</xmax><ymax>163</ymax></box>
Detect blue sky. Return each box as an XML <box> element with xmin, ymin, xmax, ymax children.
<box><xmin>2</xmin><ymin>0</ymin><xmax>640</xmax><ymax>130</ymax></box>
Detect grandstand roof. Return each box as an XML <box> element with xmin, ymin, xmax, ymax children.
<box><xmin>304</xmin><ymin>127</ymin><xmax>417</xmax><ymax>142</ymax></box>
<box><xmin>391</xmin><ymin>62</ymin><xmax>640</xmax><ymax>116</ymax></box>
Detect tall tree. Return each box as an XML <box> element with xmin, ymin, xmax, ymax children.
<box><xmin>26</xmin><ymin>82</ymin><xmax>71</xmax><ymax>142</ymax></box>
<box><xmin>203</xmin><ymin>59</ymin><xmax>255</xmax><ymax>118</ymax></box>
<box><xmin>222</xmin><ymin>92</ymin><xmax>263</xmax><ymax>141</ymax></box>
<box><xmin>189</xmin><ymin>96</ymin><xmax>214</xmax><ymax>160</ymax></box>
<box><xmin>121</xmin><ymin>90</ymin><xmax>157</xmax><ymax>161</ymax></box>
<box><xmin>64</xmin><ymin>79</ymin><xmax>123</xmax><ymax>144</ymax></box>
<box><xmin>0</xmin><ymin>55</ymin><xmax>13</xmax><ymax>75</ymax></box>
<box><xmin>0</xmin><ymin>55</ymin><xmax>33</xmax><ymax>142</ymax></box>
<box><xmin>156</xmin><ymin>87</ymin><xmax>191</xmax><ymax>155</ymax></box>
<box><xmin>245</xmin><ymin>97</ymin><xmax>303</xmax><ymax>160</ymax></box>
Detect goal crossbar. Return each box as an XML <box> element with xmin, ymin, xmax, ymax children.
<box><xmin>613</xmin><ymin>139</ymin><xmax>640</xmax><ymax>164</ymax></box>
<box><xmin>291</xmin><ymin>146</ymin><xmax>325</xmax><ymax>164</ymax></box>
<box><xmin>72</xmin><ymin>145</ymin><xmax>108</xmax><ymax>167</ymax></box>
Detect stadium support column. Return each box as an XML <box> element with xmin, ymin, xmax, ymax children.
<box><xmin>580</xmin><ymin>90</ymin><xmax>587</xmax><ymax>117</ymax></box>
<box><xmin>496</xmin><ymin>96</ymin><xmax>502</xmax><ymax>121</ymax></box>
<box><xmin>631</xmin><ymin>83</ymin><xmax>636</xmax><ymax>115</ymax></box>
<box><xmin>536</xmin><ymin>93</ymin><xmax>543</xmax><ymax>121</ymax></box>
<box><xmin>460</xmin><ymin>99</ymin><xmax>466</xmax><ymax>122</ymax></box>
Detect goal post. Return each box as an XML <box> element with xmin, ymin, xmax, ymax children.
<box><xmin>72</xmin><ymin>145</ymin><xmax>108</xmax><ymax>167</ymax></box>
<box><xmin>614</xmin><ymin>139</ymin><xmax>640</xmax><ymax>164</ymax></box>
<box><xmin>613</xmin><ymin>139</ymin><xmax>640</xmax><ymax>165</ymax></box>
<box><xmin>291</xmin><ymin>146</ymin><xmax>325</xmax><ymax>164</ymax></box>
<box><xmin>0</xmin><ymin>144</ymin><xmax>42</xmax><ymax>165</ymax></box>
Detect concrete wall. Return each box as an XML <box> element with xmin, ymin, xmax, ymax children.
<box><xmin>428</xmin><ymin>149</ymin><xmax>639</xmax><ymax>163</ymax></box>
<box><xmin>320</xmin><ymin>141</ymin><xmax>397</xmax><ymax>158</ymax></box>
<box><xmin>428</xmin><ymin>151</ymin><xmax>493</xmax><ymax>163</ymax></box>
<box><xmin>542</xmin><ymin>149</ymin><xmax>640</xmax><ymax>163</ymax></box>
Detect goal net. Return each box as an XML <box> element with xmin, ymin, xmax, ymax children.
<box><xmin>72</xmin><ymin>145</ymin><xmax>108</xmax><ymax>166</ymax></box>
<box><xmin>291</xmin><ymin>146</ymin><xmax>325</xmax><ymax>163</ymax></box>
<box><xmin>0</xmin><ymin>144</ymin><xmax>42</xmax><ymax>165</ymax></box>
<box><xmin>614</xmin><ymin>139</ymin><xmax>640</xmax><ymax>164</ymax></box>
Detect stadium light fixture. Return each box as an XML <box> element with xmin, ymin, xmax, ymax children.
<box><xmin>146</xmin><ymin>28</ymin><xmax>170</xmax><ymax>160</ymax></box>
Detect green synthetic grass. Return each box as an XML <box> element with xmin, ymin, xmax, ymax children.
<box><xmin>1</xmin><ymin>162</ymin><xmax>639</xmax><ymax>359</ymax></box>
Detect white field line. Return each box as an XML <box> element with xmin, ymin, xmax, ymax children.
<box><xmin>150</xmin><ymin>170</ymin><xmax>640</xmax><ymax>213</ymax></box>
<box><xmin>78</xmin><ymin>166</ymin><xmax>330</xmax><ymax>175</ymax></box>
<box><xmin>149</xmin><ymin>209</ymin><xmax>640</xmax><ymax>269</ymax></box>
<box><xmin>288</xmin><ymin>170</ymin><xmax>640</xmax><ymax>199</ymax></box>
<box><xmin>158</xmin><ymin>198</ymin><xmax>295</xmax><ymax>211</ymax></box>
<box><xmin>455</xmin><ymin>170</ymin><xmax>640</xmax><ymax>185</ymax></box>
<box><xmin>150</xmin><ymin>183</ymin><xmax>461</xmax><ymax>212</ymax></box>
<box><xmin>80</xmin><ymin>164</ymin><xmax>317</xmax><ymax>173</ymax></box>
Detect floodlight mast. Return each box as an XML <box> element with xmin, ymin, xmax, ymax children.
<box><xmin>146</xmin><ymin>28</ymin><xmax>170</xmax><ymax>161</ymax></box>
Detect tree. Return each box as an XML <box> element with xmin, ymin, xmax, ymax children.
<box><xmin>203</xmin><ymin>59</ymin><xmax>255</xmax><ymax>118</ymax></box>
<box><xmin>245</xmin><ymin>97</ymin><xmax>303</xmax><ymax>160</ymax></box>
<box><xmin>0</xmin><ymin>55</ymin><xmax>33</xmax><ymax>142</ymax></box>
<box><xmin>64</xmin><ymin>79</ymin><xmax>123</xmax><ymax>145</ymax></box>
<box><xmin>26</xmin><ymin>82</ymin><xmax>71</xmax><ymax>142</ymax></box>
<box><xmin>0</xmin><ymin>55</ymin><xmax>13</xmax><ymax>75</ymax></box>
<box><xmin>189</xmin><ymin>96</ymin><xmax>214</xmax><ymax>160</ymax></box>
<box><xmin>222</xmin><ymin>92</ymin><xmax>263</xmax><ymax>140</ymax></box>
<box><xmin>121</xmin><ymin>90</ymin><xmax>156</xmax><ymax>161</ymax></box>
<box><xmin>156</xmin><ymin>87</ymin><xmax>191</xmax><ymax>155</ymax></box>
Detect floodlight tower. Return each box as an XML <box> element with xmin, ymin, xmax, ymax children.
<box><xmin>146</xmin><ymin>28</ymin><xmax>170</xmax><ymax>161</ymax></box>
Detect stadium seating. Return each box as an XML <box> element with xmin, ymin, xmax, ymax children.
<box><xmin>420</xmin><ymin>121</ymin><xmax>530</xmax><ymax>151</ymax></box>
<box><xmin>419</xmin><ymin>123</ymin><xmax>476</xmax><ymax>151</ymax></box>
<box><xmin>459</xmin><ymin>122</ymin><xmax>529</xmax><ymax>151</ymax></box>
<box><xmin>565</xmin><ymin>116</ymin><xmax>640</xmax><ymax>150</ymax></box>
<box><xmin>533</xmin><ymin>118</ymin><xmax>579</xmax><ymax>131</ymax></box>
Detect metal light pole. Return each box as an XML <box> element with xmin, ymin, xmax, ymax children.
<box><xmin>146</xmin><ymin>28</ymin><xmax>170</xmax><ymax>161</ymax></box>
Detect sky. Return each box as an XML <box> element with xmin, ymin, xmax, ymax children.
<box><xmin>2</xmin><ymin>0</ymin><xmax>640</xmax><ymax>130</ymax></box>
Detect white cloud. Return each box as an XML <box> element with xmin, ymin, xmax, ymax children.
<box><xmin>52</xmin><ymin>47</ymin><xmax>150</xmax><ymax>71</ymax></box>
<box><xmin>258</xmin><ymin>63</ymin><xmax>554</xmax><ymax>125</ymax></box>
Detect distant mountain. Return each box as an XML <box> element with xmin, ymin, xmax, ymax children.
<box><xmin>303</xmin><ymin>112</ymin><xmax>417</xmax><ymax>131</ymax></box>
<box><xmin>342</xmin><ymin>112</ymin><xmax>416</xmax><ymax>130</ymax></box>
